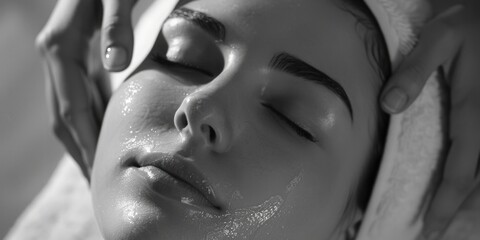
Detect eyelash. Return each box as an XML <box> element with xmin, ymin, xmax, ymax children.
<box><xmin>262</xmin><ymin>103</ymin><xmax>318</xmax><ymax>143</ymax></box>
<box><xmin>150</xmin><ymin>53</ymin><xmax>214</xmax><ymax>77</ymax></box>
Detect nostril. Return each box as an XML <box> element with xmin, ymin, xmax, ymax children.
<box><xmin>176</xmin><ymin>112</ymin><xmax>188</xmax><ymax>130</ymax></box>
<box><xmin>201</xmin><ymin>124</ymin><xmax>217</xmax><ymax>143</ymax></box>
<box><xmin>208</xmin><ymin>126</ymin><xmax>216</xmax><ymax>143</ymax></box>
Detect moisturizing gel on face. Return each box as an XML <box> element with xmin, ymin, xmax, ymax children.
<box><xmin>188</xmin><ymin>171</ymin><xmax>303</xmax><ymax>240</ymax></box>
<box><xmin>121</xmin><ymin>82</ymin><xmax>143</xmax><ymax>116</ymax></box>
<box><xmin>121</xmin><ymin>129</ymin><xmax>179</xmax><ymax>157</ymax></box>
<box><xmin>189</xmin><ymin>195</ymin><xmax>284</xmax><ymax>240</ymax></box>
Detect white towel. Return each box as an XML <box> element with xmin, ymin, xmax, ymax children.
<box><xmin>358</xmin><ymin>0</ymin><xmax>479</xmax><ymax>240</ymax></box>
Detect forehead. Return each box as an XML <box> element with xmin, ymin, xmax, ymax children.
<box><xmin>185</xmin><ymin>0</ymin><xmax>370</xmax><ymax>66</ymax></box>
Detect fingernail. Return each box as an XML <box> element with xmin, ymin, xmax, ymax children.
<box><xmin>382</xmin><ymin>87</ymin><xmax>407</xmax><ymax>113</ymax></box>
<box><xmin>104</xmin><ymin>46</ymin><xmax>128</xmax><ymax>70</ymax></box>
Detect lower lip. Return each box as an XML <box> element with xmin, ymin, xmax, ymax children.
<box><xmin>129</xmin><ymin>166</ymin><xmax>214</xmax><ymax>210</ymax></box>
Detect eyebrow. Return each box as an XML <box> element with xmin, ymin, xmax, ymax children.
<box><xmin>167</xmin><ymin>8</ymin><xmax>226</xmax><ymax>42</ymax></box>
<box><xmin>269</xmin><ymin>52</ymin><xmax>353</xmax><ymax>119</ymax></box>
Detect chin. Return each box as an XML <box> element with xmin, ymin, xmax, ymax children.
<box><xmin>94</xmin><ymin>196</ymin><xmax>197</xmax><ymax>240</ymax></box>
<box><xmin>91</xmin><ymin>169</ymin><xmax>203</xmax><ymax>240</ymax></box>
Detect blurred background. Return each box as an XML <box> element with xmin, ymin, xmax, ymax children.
<box><xmin>0</xmin><ymin>0</ymin><xmax>64</xmax><ymax>237</ymax></box>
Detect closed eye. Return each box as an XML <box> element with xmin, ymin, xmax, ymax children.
<box><xmin>150</xmin><ymin>53</ymin><xmax>214</xmax><ymax>77</ymax></box>
<box><xmin>262</xmin><ymin>103</ymin><xmax>318</xmax><ymax>143</ymax></box>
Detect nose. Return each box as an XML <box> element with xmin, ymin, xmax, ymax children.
<box><xmin>174</xmin><ymin>92</ymin><xmax>232</xmax><ymax>153</ymax></box>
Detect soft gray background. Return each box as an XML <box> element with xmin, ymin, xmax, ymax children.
<box><xmin>0</xmin><ymin>0</ymin><xmax>64</xmax><ymax>237</ymax></box>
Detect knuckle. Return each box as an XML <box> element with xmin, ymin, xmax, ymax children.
<box><xmin>401</xmin><ymin>64</ymin><xmax>427</xmax><ymax>89</ymax></box>
<box><xmin>35</xmin><ymin>31</ymin><xmax>52</xmax><ymax>54</ymax></box>
<box><xmin>102</xmin><ymin>15</ymin><xmax>124</xmax><ymax>32</ymax></box>
<box><xmin>51</xmin><ymin>118</ymin><xmax>66</xmax><ymax>139</ymax></box>
<box><xmin>35</xmin><ymin>29</ymin><xmax>62</xmax><ymax>54</ymax></box>
<box><xmin>59</xmin><ymin>104</ymin><xmax>90</xmax><ymax>125</ymax></box>
<box><xmin>102</xmin><ymin>15</ymin><xmax>131</xmax><ymax>40</ymax></box>
<box><xmin>59</xmin><ymin>107</ymin><xmax>74</xmax><ymax>125</ymax></box>
<box><xmin>407</xmin><ymin>64</ymin><xmax>424</xmax><ymax>79</ymax></box>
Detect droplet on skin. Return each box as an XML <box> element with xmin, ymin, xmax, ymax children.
<box><xmin>187</xmin><ymin>195</ymin><xmax>284</xmax><ymax>239</ymax></box>
<box><xmin>121</xmin><ymin>82</ymin><xmax>142</xmax><ymax>116</ymax></box>
<box><xmin>286</xmin><ymin>171</ymin><xmax>303</xmax><ymax>193</ymax></box>
<box><xmin>118</xmin><ymin>200</ymin><xmax>142</xmax><ymax>224</ymax></box>
<box><xmin>319</xmin><ymin>112</ymin><xmax>336</xmax><ymax>130</ymax></box>
<box><xmin>140</xmin><ymin>166</ymin><xmax>156</xmax><ymax>179</ymax></box>
<box><xmin>181</xmin><ymin>197</ymin><xmax>194</xmax><ymax>205</ymax></box>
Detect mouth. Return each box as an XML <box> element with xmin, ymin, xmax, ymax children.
<box><xmin>126</xmin><ymin>152</ymin><xmax>223</xmax><ymax>212</ymax></box>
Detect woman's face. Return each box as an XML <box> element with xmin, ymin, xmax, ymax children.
<box><xmin>91</xmin><ymin>0</ymin><xmax>382</xmax><ymax>239</ymax></box>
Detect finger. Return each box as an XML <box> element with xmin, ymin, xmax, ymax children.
<box><xmin>424</xmin><ymin>20</ymin><xmax>480</xmax><ymax>239</ymax></box>
<box><xmin>441</xmin><ymin>180</ymin><xmax>480</xmax><ymax>240</ymax></box>
<box><xmin>36</xmin><ymin>0</ymin><xmax>102</xmax><ymax>179</ymax></box>
<box><xmin>49</xmin><ymin>73</ymin><xmax>92</xmax><ymax>179</ymax></box>
<box><xmin>43</xmin><ymin>57</ymin><xmax>91</xmax><ymax>179</ymax></box>
<box><xmin>88</xmin><ymin>68</ymin><xmax>107</xmax><ymax>123</ymax></box>
<box><xmin>87</xmin><ymin>33</ymin><xmax>109</xmax><ymax>123</ymax></box>
<box><xmin>423</xmin><ymin>99</ymin><xmax>480</xmax><ymax>239</ymax></box>
<box><xmin>46</xmin><ymin>49</ymin><xmax>100</xmax><ymax>177</ymax></box>
<box><xmin>101</xmin><ymin>0</ymin><xmax>137</xmax><ymax>71</ymax></box>
<box><xmin>37</xmin><ymin>0</ymin><xmax>98</xmax><ymax>44</ymax></box>
<box><xmin>380</xmin><ymin>5</ymin><xmax>464</xmax><ymax>114</ymax></box>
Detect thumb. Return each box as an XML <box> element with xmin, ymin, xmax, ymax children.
<box><xmin>380</xmin><ymin>4</ymin><xmax>463</xmax><ymax>114</ymax></box>
<box><xmin>101</xmin><ymin>0</ymin><xmax>137</xmax><ymax>72</ymax></box>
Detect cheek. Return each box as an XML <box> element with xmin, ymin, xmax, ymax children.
<box><xmin>246</xmin><ymin>149</ymin><xmax>349</xmax><ymax>239</ymax></box>
<box><xmin>105</xmin><ymin>70</ymin><xmax>190</xmax><ymax>135</ymax></box>
<box><xmin>224</xmin><ymin>123</ymin><xmax>339</xmax><ymax>207</ymax></box>
<box><xmin>94</xmin><ymin>71</ymin><xmax>190</xmax><ymax>176</ymax></box>
<box><xmin>290</xmin><ymin>150</ymin><xmax>345</xmax><ymax>208</ymax></box>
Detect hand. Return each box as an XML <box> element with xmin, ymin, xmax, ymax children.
<box><xmin>440</xmin><ymin>182</ymin><xmax>480</xmax><ymax>240</ymax></box>
<box><xmin>36</xmin><ymin>0</ymin><xmax>107</xmax><ymax>180</ymax></box>
<box><xmin>37</xmin><ymin>0</ymin><xmax>183</xmax><ymax>180</ymax></box>
<box><xmin>378</xmin><ymin>1</ymin><xmax>480</xmax><ymax>239</ymax></box>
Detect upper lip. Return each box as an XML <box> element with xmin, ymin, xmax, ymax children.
<box><xmin>131</xmin><ymin>151</ymin><xmax>222</xmax><ymax>210</ymax></box>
